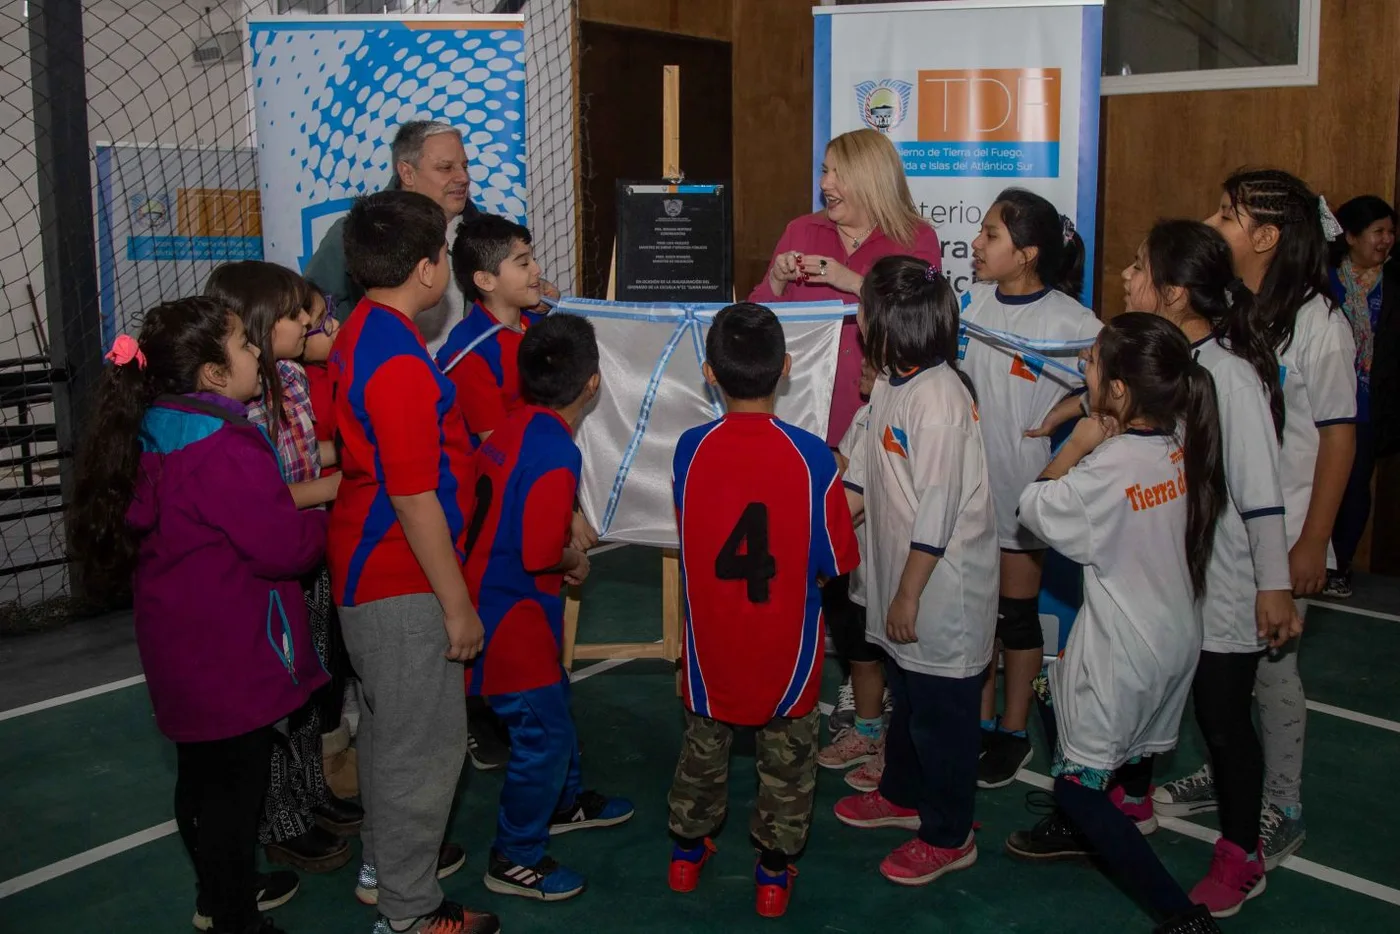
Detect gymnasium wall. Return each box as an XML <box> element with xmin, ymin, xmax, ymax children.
<box><xmin>1098</xmin><ymin>0</ymin><xmax>1400</xmax><ymax>318</ymax></box>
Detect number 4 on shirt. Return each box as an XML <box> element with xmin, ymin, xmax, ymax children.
<box><xmin>714</xmin><ymin>502</ymin><xmax>776</xmax><ymax>602</ymax></box>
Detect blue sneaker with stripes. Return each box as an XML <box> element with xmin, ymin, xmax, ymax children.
<box><xmin>484</xmin><ymin>852</ymin><xmax>586</xmax><ymax>902</ymax></box>
<box><xmin>548</xmin><ymin>789</ymin><xmax>634</xmax><ymax>835</ymax></box>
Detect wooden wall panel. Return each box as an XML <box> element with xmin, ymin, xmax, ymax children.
<box><xmin>1098</xmin><ymin>0</ymin><xmax>1400</xmax><ymax>318</ymax></box>
<box><xmin>578</xmin><ymin>0</ymin><xmax>732</xmax><ymax>42</ymax></box>
<box><xmin>730</xmin><ymin>0</ymin><xmax>814</xmax><ymax>298</ymax></box>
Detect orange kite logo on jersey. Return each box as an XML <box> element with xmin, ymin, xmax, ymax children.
<box><xmin>1010</xmin><ymin>353</ymin><xmax>1045</xmax><ymax>383</ymax></box>
<box><xmin>882</xmin><ymin>425</ymin><xmax>910</xmax><ymax>458</ymax></box>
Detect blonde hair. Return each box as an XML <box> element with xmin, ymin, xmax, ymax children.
<box><xmin>824</xmin><ymin>129</ymin><xmax>925</xmax><ymax>248</ymax></box>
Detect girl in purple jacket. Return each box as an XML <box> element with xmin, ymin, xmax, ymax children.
<box><xmin>70</xmin><ymin>297</ymin><xmax>328</xmax><ymax>934</ymax></box>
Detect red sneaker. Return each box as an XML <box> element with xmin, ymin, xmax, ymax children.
<box><xmin>754</xmin><ymin>863</ymin><xmax>797</xmax><ymax>918</ymax></box>
<box><xmin>668</xmin><ymin>838</ymin><xmax>716</xmax><ymax>893</ymax></box>
<box><xmin>834</xmin><ymin>791</ymin><xmax>920</xmax><ymax>830</ymax></box>
<box><xmin>1189</xmin><ymin>838</ymin><xmax>1266</xmax><ymax>918</ymax></box>
<box><xmin>879</xmin><ymin>834</ymin><xmax>977</xmax><ymax>886</ymax></box>
<box><xmin>1109</xmin><ymin>784</ymin><xmax>1159</xmax><ymax>834</ymax></box>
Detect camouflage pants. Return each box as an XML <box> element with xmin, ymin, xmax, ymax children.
<box><xmin>667</xmin><ymin>708</ymin><xmax>820</xmax><ymax>856</ymax></box>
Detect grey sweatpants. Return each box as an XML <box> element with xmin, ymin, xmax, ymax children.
<box><xmin>1254</xmin><ymin>600</ymin><xmax>1307</xmax><ymax>810</ymax></box>
<box><xmin>340</xmin><ymin>593</ymin><xmax>468</xmax><ymax>921</ymax></box>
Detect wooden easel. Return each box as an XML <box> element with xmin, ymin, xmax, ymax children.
<box><xmin>560</xmin><ymin>66</ymin><xmax>686</xmax><ymax>682</ymax></box>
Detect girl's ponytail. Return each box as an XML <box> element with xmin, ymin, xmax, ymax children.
<box><xmin>1181</xmin><ymin>360</ymin><xmax>1227</xmax><ymax>598</ymax></box>
<box><xmin>68</xmin><ymin>297</ymin><xmax>234</xmax><ymax>600</ymax></box>
<box><xmin>1056</xmin><ymin>228</ymin><xmax>1086</xmax><ymax>299</ymax></box>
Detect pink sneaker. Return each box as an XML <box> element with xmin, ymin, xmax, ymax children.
<box><xmin>845</xmin><ymin>749</ymin><xmax>885</xmax><ymax>792</ymax></box>
<box><xmin>834</xmin><ymin>791</ymin><xmax>920</xmax><ymax>830</ymax></box>
<box><xmin>879</xmin><ymin>833</ymin><xmax>977</xmax><ymax>886</ymax></box>
<box><xmin>817</xmin><ymin>729</ymin><xmax>882</xmax><ymax>770</ymax></box>
<box><xmin>1109</xmin><ymin>784</ymin><xmax>1159</xmax><ymax>835</ymax></box>
<box><xmin>1189</xmin><ymin>838</ymin><xmax>1267</xmax><ymax>918</ymax></box>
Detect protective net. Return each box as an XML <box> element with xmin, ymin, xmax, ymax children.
<box><xmin>0</xmin><ymin>0</ymin><xmax>576</xmax><ymax>628</ymax></box>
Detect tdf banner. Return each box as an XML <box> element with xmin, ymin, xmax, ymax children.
<box><xmin>248</xmin><ymin>14</ymin><xmax>528</xmax><ymax>272</ymax></box>
<box><xmin>813</xmin><ymin>0</ymin><xmax>1103</xmax><ymax>305</ymax></box>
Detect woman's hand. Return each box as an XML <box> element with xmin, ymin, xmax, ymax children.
<box><xmin>1067</xmin><ymin>414</ymin><xmax>1118</xmax><ymax>454</ymax></box>
<box><xmin>799</xmin><ymin>254</ymin><xmax>861</xmax><ymax>294</ymax></box>
<box><xmin>1026</xmin><ymin>393</ymin><xmax>1089</xmax><ymax>439</ymax></box>
<box><xmin>1256</xmin><ymin>589</ymin><xmax>1303</xmax><ymax>647</ymax></box>
<box><xmin>768</xmin><ymin>251</ymin><xmax>805</xmax><ymax>296</ymax></box>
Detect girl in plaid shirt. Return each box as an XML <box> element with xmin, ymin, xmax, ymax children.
<box><xmin>203</xmin><ymin>262</ymin><xmax>362</xmax><ymax>895</ymax></box>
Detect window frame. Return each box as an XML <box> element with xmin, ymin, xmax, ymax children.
<box><xmin>1100</xmin><ymin>0</ymin><xmax>1320</xmax><ymax>96</ymax></box>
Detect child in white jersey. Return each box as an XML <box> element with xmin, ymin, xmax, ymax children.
<box><xmin>959</xmin><ymin>188</ymin><xmax>1102</xmax><ymax>788</ymax></box>
<box><xmin>1156</xmin><ymin>171</ymin><xmax>1357</xmax><ymax>875</ymax></box>
<box><xmin>1015</xmin><ymin>313</ymin><xmax>1228</xmax><ymax>933</ymax></box>
<box><xmin>833</xmin><ymin>256</ymin><xmax>998</xmax><ymax>888</ymax></box>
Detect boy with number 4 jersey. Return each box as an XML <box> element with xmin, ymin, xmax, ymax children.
<box><xmin>668</xmin><ymin>303</ymin><xmax>859</xmax><ymax>919</ymax></box>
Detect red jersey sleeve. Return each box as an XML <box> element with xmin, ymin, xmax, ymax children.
<box><xmin>365</xmin><ymin>356</ymin><xmax>445</xmax><ymax>496</ymax></box>
<box><xmin>823</xmin><ymin>470</ymin><xmax>860</xmax><ymax>577</ymax></box>
<box><xmin>453</xmin><ymin>353</ymin><xmax>508</xmax><ymax>436</ymax></box>
<box><xmin>521</xmin><ymin>465</ymin><xmax>577</xmax><ymax>573</ymax></box>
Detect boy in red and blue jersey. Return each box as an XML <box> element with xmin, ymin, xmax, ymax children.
<box><xmin>326</xmin><ymin>190</ymin><xmax>498</xmax><ymax>934</ymax></box>
<box><xmin>465</xmin><ymin>312</ymin><xmax>633</xmax><ymax>903</ymax></box>
<box><xmin>667</xmin><ymin>303</ymin><xmax>860</xmax><ymax>918</ymax></box>
<box><xmin>435</xmin><ymin>213</ymin><xmax>544</xmax><ymax>441</ymax></box>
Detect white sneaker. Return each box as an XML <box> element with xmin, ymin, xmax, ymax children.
<box><xmin>1152</xmin><ymin>762</ymin><xmax>1217</xmax><ymax>817</ymax></box>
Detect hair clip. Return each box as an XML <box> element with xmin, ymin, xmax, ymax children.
<box><xmin>1059</xmin><ymin>214</ymin><xmax>1077</xmax><ymax>246</ymax></box>
<box><xmin>1318</xmin><ymin>196</ymin><xmax>1344</xmax><ymax>239</ymax></box>
<box><xmin>923</xmin><ymin>263</ymin><xmax>939</xmax><ymax>282</ymax></box>
<box><xmin>105</xmin><ymin>334</ymin><xmax>147</xmax><ymax>369</ymax></box>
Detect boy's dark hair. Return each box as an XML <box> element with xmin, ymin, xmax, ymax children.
<box><xmin>343</xmin><ymin>190</ymin><xmax>447</xmax><ymax>290</ymax></box>
<box><xmin>519</xmin><ymin>313</ymin><xmax>599</xmax><ymax>408</ymax></box>
<box><xmin>69</xmin><ymin>297</ymin><xmax>235</xmax><ymax>599</ymax></box>
<box><xmin>860</xmin><ymin>255</ymin><xmax>975</xmax><ymax>401</ymax></box>
<box><xmin>1096</xmin><ymin>313</ymin><xmax>1227</xmax><ymax>597</ymax></box>
<box><xmin>705</xmin><ymin>302</ymin><xmax>786</xmax><ymax>400</ymax></box>
<box><xmin>452</xmin><ymin>213</ymin><xmax>533</xmax><ymax>302</ymax></box>
<box><xmin>993</xmin><ymin>187</ymin><xmax>1086</xmax><ymax>299</ymax></box>
<box><xmin>205</xmin><ymin>260</ymin><xmax>311</xmax><ymax>440</ymax></box>
<box><xmin>1145</xmin><ymin>219</ymin><xmax>1283</xmax><ymax>442</ymax></box>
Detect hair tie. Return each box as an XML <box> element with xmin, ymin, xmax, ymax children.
<box><xmin>105</xmin><ymin>334</ymin><xmax>147</xmax><ymax>370</ymax></box>
<box><xmin>1223</xmin><ymin>276</ymin><xmax>1244</xmax><ymax>308</ymax></box>
<box><xmin>923</xmin><ymin>263</ymin><xmax>939</xmax><ymax>282</ymax></box>
<box><xmin>1318</xmin><ymin>196</ymin><xmax>1344</xmax><ymax>239</ymax></box>
<box><xmin>1059</xmin><ymin>214</ymin><xmax>1077</xmax><ymax>246</ymax></box>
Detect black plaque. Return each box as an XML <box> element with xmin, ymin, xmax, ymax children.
<box><xmin>614</xmin><ymin>181</ymin><xmax>732</xmax><ymax>302</ymax></box>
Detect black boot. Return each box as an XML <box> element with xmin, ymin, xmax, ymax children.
<box><xmin>1153</xmin><ymin>905</ymin><xmax>1223</xmax><ymax>933</ymax></box>
<box><xmin>312</xmin><ymin>792</ymin><xmax>364</xmax><ymax>835</ymax></box>
<box><xmin>265</xmin><ymin>824</ymin><xmax>351</xmax><ymax>874</ymax></box>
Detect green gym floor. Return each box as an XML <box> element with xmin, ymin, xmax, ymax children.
<box><xmin>2</xmin><ymin>545</ymin><xmax>1398</xmax><ymax>932</ymax></box>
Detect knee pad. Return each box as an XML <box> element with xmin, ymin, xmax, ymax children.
<box><xmin>996</xmin><ymin>596</ymin><xmax>1044</xmax><ymax>651</ymax></box>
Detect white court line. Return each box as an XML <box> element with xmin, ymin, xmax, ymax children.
<box><xmin>1302</xmin><ymin>600</ymin><xmax>1400</xmax><ymax>624</ymax></box>
<box><xmin>1014</xmin><ymin>769</ymin><xmax>1400</xmax><ymax>908</ymax></box>
<box><xmin>0</xmin><ymin>675</ymin><xmax>147</xmax><ymax>723</ymax></box>
<box><xmin>0</xmin><ymin>820</ymin><xmax>177</xmax><ymax>900</ymax></box>
<box><xmin>1306</xmin><ymin>700</ymin><xmax>1400</xmax><ymax>734</ymax></box>
<box><xmin>0</xmin><ymin>549</ymin><xmax>638</xmax><ymax>723</ymax></box>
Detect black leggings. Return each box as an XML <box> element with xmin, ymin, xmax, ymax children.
<box><xmin>1194</xmin><ymin>649</ymin><xmax>1265</xmax><ymax>851</ymax></box>
<box><xmin>824</xmin><ymin>574</ymin><xmax>879</xmax><ymax>678</ymax></box>
<box><xmin>175</xmin><ymin>726</ymin><xmax>275</xmax><ymax>932</ymax></box>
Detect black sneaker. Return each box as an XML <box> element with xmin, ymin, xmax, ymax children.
<box><xmin>192</xmin><ymin>871</ymin><xmax>299</xmax><ymax>931</ymax></box>
<box><xmin>1153</xmin><ymin>904</ymin><xmax>1224</xmax><ymax>934</ymax></box>
<box><xmin>977</xmin><ymin>730</ymin><xmax>1032</xmax><ymax>789</ymax></box>
<box><xmin>1322</xmin><ymin>571</ymin><xmax>1353</xmax><ymax>599</ymax></box>
<box><xmin>483</xmin><ymin>852</ymin><xmax>586</xmax><ymax>901</ymax></box>
<box><xmin>466</xmin><ymin>698</ymin><xmax>510</xmax><ymax>771</ymax></box>
<box><xmin>548</xmin><ymin>789</ymin><xmax>635</xmax><ymax>835</ymax></box>
<box><xmin>371</xmin><ymin>899</ymin><xmax>501</xmax><ymax>934</ymax></box>
<box><xmin>1004</xmin><ymin>791</ymin><xmax>1093</xmax><ymax>861</ymax></box>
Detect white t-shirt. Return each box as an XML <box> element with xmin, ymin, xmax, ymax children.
<box><xmin>1018</xmin><ymin>430</ymin><xmax>1201</xmax><ymax>770</ymax></box>
<box><xmin>417</xmin><ymin>218</ymin><xmax>468</xmax><ymax>355</ymax></box>
<box><xmin>837</xmin><ymin>402</ymin><xmax>872</xmax><ymax>607</ymax></box>
<box><xmin>958</xmin><ymin>283</ymin><xmax>1103</xmax><ymax>550</ymax></box>
<box><xmin>846</xmin><ymin>365</ymin><xmax>998</xmax><ymax>678</ymax></box>
<box><xmin>1193</xmin><ymin>336</ymin><xmax>1292</xmax><ymax>653</ymax></box>
<box><xmin>1277</xmin><ymin>294</ymin><xmax>1357</xmax><ymax>549</ymax></box>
